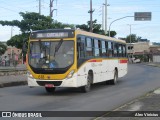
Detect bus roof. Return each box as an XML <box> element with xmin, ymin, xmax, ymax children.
<box><xmin>75</xmin><ymin>29</ymin><xmax>126</xmax><ymax>44</ymax></box>
<box><xmin>30</xmin><ymin>29</ymin><xmax>126</xmax><ymax>44</ymax></box>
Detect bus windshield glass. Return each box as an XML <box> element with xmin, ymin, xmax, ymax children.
<box><xmin>29</xmin><ymin>40</ymin><xmax>74</xmax><ymax>69</ymax></box>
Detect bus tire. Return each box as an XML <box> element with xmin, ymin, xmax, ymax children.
<box><xmin>81</xmin><ymin>74</ymin><xmax>92</xmax><ymax>93</ymax></box>
<box><xmin>45</xmin><ymin>87</ymin><xmax>56</xmax><ymax>93</ymax></box>
<box><xmin>110</xmin><ymin>70</ymin><xmax>118</xmax><ymax>85</ymax></box>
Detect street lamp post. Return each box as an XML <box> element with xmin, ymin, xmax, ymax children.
<box><xmin>108</xmin><ymin>16</ymin><xmax>134</xmax><ymax>37</ymax></box>
<box><xmin>127</xmin><ymin>24</ymin><xmax>132</xmax><ymax>44</ymax></box>
<box><xmin>127</xmin><ymin>24</ymin><xmax>132</xmax><ymax>62</ymax></box>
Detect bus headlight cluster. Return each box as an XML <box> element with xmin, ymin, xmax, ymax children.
<box><xmin>66</xmin><ymin>70</ymin><xmax>75</xmax><ymax>79</ymax></box>
<box><xmin>27</xmin><ymin>70</ymin><xmax>33</xmax><ymax>78</ymax></box>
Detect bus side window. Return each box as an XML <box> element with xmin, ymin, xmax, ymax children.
<box><xmin>123</xmin><ymin>45</ymin><xmax>126</xmax><ymax>57</ymax></box>
<box><xmin>118</xmin><ymin>44</ymin><xmax>122</xmax><ymax>57</ymax></box>
<box><xmin>86</xmin><ymin>37</ymin><xmax>93</xmax><ymax>57</ymax></box>
<box><xmin>105</xmin><ymin>41</ymin><xmax>108</xmax><ymax>57</ymax></box>
<box><xmin>77</xmin><ymin>36</ymin><xmax>85</xmax><ymax>58</ymax></box>
<box><xmin>114</xmin><ymin>43</ymin><xmax>118</xmax><ymax>57</ymax></box>
<box><xmin>101</xmin><ymin>41</ymin><xmax>106</xmax><ymax>57</ymax></box>
<box><xmin>111</xmin><ymin>42</ymin><xmax>114</xmax><ymax>56</ymax></box>
<box><xmin>108</xmin><ymin>42</ymin><xmax>113</xmax><ymax>57</ymax></box>
<box><xmin>98</xmin><ymin>40</ymin><xmax>102</xmax><ymax>56</ymax></box>
<box><xmin>94</xmin><ymin>39</ymin><xmax>100</xmax><ymax>57</ymax></box>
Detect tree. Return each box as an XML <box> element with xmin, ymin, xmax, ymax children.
<box><xmin>76</xmin><ymin>24</ymin><xmax>90</xmax><ymax>32</ymax></box>
<box><xmin>0</xmin><ymin>12</ymin><xmax>75</xmax><ymax>63</ymax></box>
<box><xmin>0</xmin><ymin>12</ymin><xmax>74</xmax><ymax>49</ymax></box>
<box><xmin>76</xmin><ymin>19</ymin><xmax>117</xmax><ymax>37</ymax></box>
<box><xmin>106</xmin><ymin>31</ymin><xmax>117</xmax><ymax>38</ymax></box>
<box><xmin>0</xmin><ymin>42</ymin><xmax>7</xmax><ymax>56</ymax></box>
<box><xmin>6</xmin><ymin>33</ymin><xmax>29</xmax><ymax>49</ymax></box>
<box><xmin>125</xmin><ymin>34</ymin><xmax>141</xmax><ymax>43</ymax></box>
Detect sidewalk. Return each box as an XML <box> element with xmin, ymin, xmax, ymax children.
<box><xmin>99</xmin><ymin>88</ymin><xmax>160</xmax><ymax>119</ymax></box>
<box><xmin>144</xmin><ymin>62</ymin><xmax>160</xmax><ymax>67</ymax></box>
<box><xmin>97</xmin><ymin>62</ymin><xmax>160</xmax><ymax>119</ymax></box>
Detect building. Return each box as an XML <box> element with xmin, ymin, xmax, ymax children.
<box><xmin>127</xmin><ymin>42</ymin><xmax>150</xmax><ymax>62</ymax></box>
<box><xmin>152</xmin><ymin>42</ymin><xmax>160</xmax><ymax>46</ymax></box>
<box><xmin>138</xmin><ymin>39</ymin><xmax>150</xmax><ymax>42</ymax></box>
<box><xmin>0</xmin><ymin>42</ymin><xmax>22</xmax><ymax>66</ymax></box>
<box><xmin>127</xmin><ymin>42</ymin><xmax>150</xmax><ymax>55</ymax></box>
<box><xmin>127</xmin><ymin>41</ymin><xmax>160</xmax><ymax>63</ymax></box>
<box><xmin>150</xmin><ymin>45</ymin><xmax>160</xmax><ymax>62</ymax></box>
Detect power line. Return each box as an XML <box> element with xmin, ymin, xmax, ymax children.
<box><xmin>0</xmin><ymin>0</ymin><xmax>38</xmax><ymax>14</ymax></box>
<box><xmin>0</xmin><ymin>1</ymin><xmax>24</xmax><ymax>10</ymax></box>
<box><xmin>0</xmin><ymin>6</ymin><xmax>18</xmax><ymax>13</ymax></box>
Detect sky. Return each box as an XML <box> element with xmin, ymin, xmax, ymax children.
<box><xmin>0</xmin><ymin>0</ymin><xmax>159</xmax><ymax>43</ymax></box>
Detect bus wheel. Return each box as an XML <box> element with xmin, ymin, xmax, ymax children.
<box><xmin>45</xmin><ymin>87</ymin><xmax>56</xmax><ymax>93</ymax></box>
<box><xmin>81</xmin><ymin>75</ymin><xmax>91</xmax><ymax>93</ymax></box>
<box><xmin>110</xmin><ymin>70</ymin><xmax>118</xmax><ymax>85</ymax></box>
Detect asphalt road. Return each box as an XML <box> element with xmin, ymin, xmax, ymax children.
<box><xmin>0</xmin><ymin>64</ymin><xmax>160</xmax><ymax>120</ymax></box>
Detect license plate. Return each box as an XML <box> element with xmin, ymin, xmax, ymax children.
<box><xmin>45</xmin><ymin>84</ymin><xmax>54</xmax><ymax>88</ymax></box>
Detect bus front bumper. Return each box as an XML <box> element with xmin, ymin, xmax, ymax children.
<box><xmin>27</xmin><ymin>76</ymin><xmax>79</xmax><ymax>88</ymax></box>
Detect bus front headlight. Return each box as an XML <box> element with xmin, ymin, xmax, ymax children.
<box><xmin>66</xmin><ymin>70</ymin><xmax>75</xmax><ymax>79</ymax></box>
<box><xmin>27</xmin><ymin>70</ymin><xmax>33</xmax><ymax>78</ymax></box>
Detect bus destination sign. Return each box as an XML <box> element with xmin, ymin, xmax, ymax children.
<box><xmin>36</xmin><ymin>32</ymin><xmax>69</xmax><ymax>38</ymax></box>
<box><xmin>30</xmin><ymin>30</ymin><xmax>75</xmax><ymax>39</ymax></box>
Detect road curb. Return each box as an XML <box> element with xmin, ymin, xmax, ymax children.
<box><xmin>0</xmin><ymin>81</ymin><xmax>27</xmax><ymax>88</ymax></box>
<box><xmin>94</xmin><ymin>87</ymin><xmax>160</xmax><ymax>119</ymax></box>
<box><xmin>143</xmin><ymin>63</ymin><xmax>160</xmax><ymax>68</ymax></box>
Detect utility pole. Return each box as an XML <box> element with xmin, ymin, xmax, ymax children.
<box><xmin>102</xmin><ymin>4</ymin><xmax>105</xmax><ymax>30</ymax></box>
<box><xmin>39</xmin><ymin>0</ymin><xmax>41</xmax><ymax>15</ymax></box>
<box><xmin>89</xmin><ymin>0</ymin><xmax>94</xmax><ymax>32</ymax></box>
<box><xmin>50</xmin><ymin>0</ymin><xmax>54</xmax><ymax>17</ymax></box>
<box><xmin>90</xmin><ymin>0</ymin><xmax>93</xmax><ymax>32</ymax></box>
<box><xmin>11</xmin><ymin>26</ymin><xmax>13</xmax><ymax>38</ymax></box>
<box><xmin>128</xmin><ymin>24</ymin><xmax>132</xmax><ymax>44</ymax></box>
<box><xmin>127</xmin><ymin>24</ymin><xmax>136</xmax><ymax>43</ymax></box>
<box><xmin>127</xmin><ymin>24</ymin><xmax>133</xmax><ymax>62</ymax></box>
<box><xmin>50</xmin><ymin>0</ymin><xmax>57</xmax><ymax>17</ymax></box>
<box><xmin>105</xmin><ymin>0</ymin><xmax>108</xmax><ymax>34</ymax></box>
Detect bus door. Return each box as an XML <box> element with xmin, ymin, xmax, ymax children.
<box><xmin>77</xmin><ymin>36</ymin><xmax>87</xmax><ymax>86</ymax></box>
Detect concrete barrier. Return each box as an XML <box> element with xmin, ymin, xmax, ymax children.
<box><xmin>0</xmin><ymin>70</ymin><xmax>27</xmax><ymax>76</ymax></box>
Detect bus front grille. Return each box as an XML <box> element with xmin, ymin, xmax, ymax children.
<box><xmin>36</xmin><ymin>81</ymin><xmax>62</xmax><ymax>86</ymax></box>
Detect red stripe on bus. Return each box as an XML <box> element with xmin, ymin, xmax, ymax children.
<box><xmin>89</xmin><ymin>60</ymin><xmax>96</xmax><ymax>62</ymax></box>
<box><xmin>89</xmin><ymin>60</ymin><xmax>102</xmax><ymax>62</ymax></box>
<box><xmin>120</xmin><ymin>59</ymin><xmax>128</xmax><ymax>63</ymax></box>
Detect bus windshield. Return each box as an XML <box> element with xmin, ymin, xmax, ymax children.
<box><xmin>29</xmin><ymin>40</ymin><xmax>74</xmax><ymax>69</ymax></box>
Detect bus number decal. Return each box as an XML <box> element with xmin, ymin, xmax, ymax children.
<box><xmin>38</xmin><ymin>75</ymin><xmax>44</xmax><ymax>79</ymax></box>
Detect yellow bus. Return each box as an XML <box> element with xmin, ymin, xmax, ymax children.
<box><xmin>27</xmin><ymin>29</ymin><xmax>128</xmax><ymax>93</ymax></box>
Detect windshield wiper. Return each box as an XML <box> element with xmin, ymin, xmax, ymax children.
<box><xmin>38</xmin><ymin>39</ymin><xmax>49</xmax><ymax>58</ymax></box>
<box><xmin>54</xmin><ymin>39</ymin><xmax>63</xmax><ymax>57</ymax></box>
